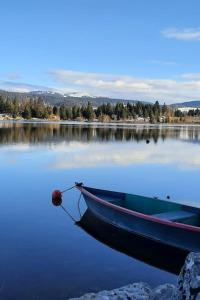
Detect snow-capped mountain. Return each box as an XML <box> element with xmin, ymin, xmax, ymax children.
<box><xmin>0</xmin><ymin>89</ymin><xmax>149</xmax><ymax>106</ymax></box>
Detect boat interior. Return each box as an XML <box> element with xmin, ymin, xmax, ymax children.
<box><xmin>84</xmin><ymin>186</ymin><xmax>200</xmax><ymax>227</ymax></box>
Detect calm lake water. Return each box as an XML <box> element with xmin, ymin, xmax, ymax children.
<box><xmin>1</xmin><ymin>121</ymin><xmax>200</xmax><ymax>299</ymax></box>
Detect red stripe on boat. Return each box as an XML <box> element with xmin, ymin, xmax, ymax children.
<box><xmin>77</xmin><ymin>186</ymin><xmax>200</xmax><ymax>233</ymax></box>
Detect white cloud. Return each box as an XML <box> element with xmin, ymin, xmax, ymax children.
<box><xmin>49</xmin><ymin>69</ymin><xmax>200</xmax><ymax>104</ymax></box>
<box><xmin>181</xmin><ymin>73</ymin><xmax>200</xmax><ymax>80</ymax></box>
<box><xmin>2</xmin><ymin>70</ymin><xmax>200</xmax><ymax>104</ymax></box>
<box><xmin>162</xmin><ymin>28</ymin><xmax>200</xmax><ymax>41</ymax></box>
<box><xmin>0</xmin><ymin>81</ymin><xmax>55</xmax><ymax>93</ymax></box>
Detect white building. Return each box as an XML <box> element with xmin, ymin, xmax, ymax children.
<box><xmin>177</xmin><ymin>107</ymin><xmax>199</xmax><ymax>113</ymax></box>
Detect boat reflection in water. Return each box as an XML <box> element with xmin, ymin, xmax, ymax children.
<box><xmin>77</xmin><ymin>209</ymin><xmax>188</xmax><ymax>275</ymax></box>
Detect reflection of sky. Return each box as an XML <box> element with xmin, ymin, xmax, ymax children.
<box><xmin>1</xmin><ymin>137</ymin><xmax>200</xmax><ymax>207</ymax></box>
<box><xmin>49</xmin><ymin>140</ymin><xmax>200</xmax><ymax>170</ymax></box>
<box><xmin>1</xmin><ymin>139</ymin><xmax>200</xmax><ymax>170</ymax></box>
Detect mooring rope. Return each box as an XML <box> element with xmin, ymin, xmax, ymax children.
<box><xmin>60</xmin><ymin>204</ymin><xmax>77</xmax><ymax>222</ymax></box>
<box><xmin>77</xmin><ymin>192</ymin><xmax>83</xmax><ymax>219</ymax></box>
<box><xmin>61</xmin><ymin>185</ymin><xmax>76</xmax><ymax>194</ymax></box>
<box><xmin>61</xmin><ymin>182</ymin><xmax>83</xmax><ymax>194</ymax></box>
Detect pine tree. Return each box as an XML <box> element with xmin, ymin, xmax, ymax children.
<box><xmin>85</xmin><ymin>102</ymin><xmax>95</xmax><ymax>121</ymax></box>
<box><xmin>0</xmin><ymin>96</ymin><xmax>5</xmax><ymax>113</ymax></box>
<box><xmin>60</xmin><ymin>105</ymin><xmax>66</xmax><ymax>120</ymax></box>
<box><xmin>22</xmin><ymin>106</ymin><xmax>32</xmax><ymax>119</ymax></box>
<box><xmin>53</xmin><ymin>106</ymin><xmax>59</xmax><ymax>115</ymax></box>
<box><xmin>12</xmin><ymin>97</ymin><xmax>20</xmax><ymax>118</ymax></box>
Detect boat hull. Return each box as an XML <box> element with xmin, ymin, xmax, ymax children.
<box><xmin>78</xmin><ymin>209</ymin><xmax>187</xmax><ymax>274</ymax></box>
<box><xmin>82</xmin><ymin>193</ymin><xmax>200</xmax><ymax>252</ymax></box>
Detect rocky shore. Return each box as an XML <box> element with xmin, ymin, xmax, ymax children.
<box><xmin>70</xmin><ymin>252</ymin><xmax>200</xmax><ymax>300</ymax></box>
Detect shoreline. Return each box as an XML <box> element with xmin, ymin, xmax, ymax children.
<box><xmin>1</xmin><ymin>119</ymin><xmax>200</xmax><ymax>128</ymax></box>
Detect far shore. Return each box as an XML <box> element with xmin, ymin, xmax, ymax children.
<box><xmin>1</xmin><ymin>118</ymin><xmax>200</xmax><ymax>127</ymax></box>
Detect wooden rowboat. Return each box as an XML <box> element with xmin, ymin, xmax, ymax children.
<box><xmin>76</xmin><ymin>184</ymin><xmax>200</xmax><ymax>252</ymax></box>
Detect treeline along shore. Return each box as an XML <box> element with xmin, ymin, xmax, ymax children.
<box><xmin>0</xmin><ymin>94</ymin><xmax>200</xmax><ymax>123</ymax></box>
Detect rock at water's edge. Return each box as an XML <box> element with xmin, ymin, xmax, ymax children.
<box><xmin>176</xmin><ymin>252</ymin><xmax>200</xmax><ymax>300</ymax></box>
<box><xmin>70</xmin><ymin>282</ymin><xmax>152</xmax><ymax>299</ymax></box>
<box><xmin>150</xmin><ymin>283</ymin><xmax>177</xmax><ymax>299</ymax></box>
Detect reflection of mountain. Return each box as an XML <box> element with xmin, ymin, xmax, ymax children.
<box><xmin>78</xmin><ymin>210</ymin><xmax>187</xmax><ymax>275</ymax></box>
<box><xmin>0</xmin><ymin>122</ymin><xmax>200</xmax><ymax>145</ymax></box>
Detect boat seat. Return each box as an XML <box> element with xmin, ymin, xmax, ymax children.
<box><xmin>152</xmin><ymin>210</ymin><xmax>196</xmax><ymax>222</ymax></box>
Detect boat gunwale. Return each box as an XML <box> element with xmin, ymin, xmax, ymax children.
<box><xmin>77</xmin><ymin>185</ymin><xmax>200</xmax><ymax>233</ymax></box>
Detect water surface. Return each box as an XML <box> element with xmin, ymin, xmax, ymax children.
<box><xmin>1</xmin><ymin>122</ymin><xmax>200</xmax><ymax>299</ymax></box>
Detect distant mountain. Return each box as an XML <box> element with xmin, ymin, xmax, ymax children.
<box><xmin>0</xmin><ymin>89</ymin><xmax>151</xmax><ymax>106</ymax></box>
<box><xmin>171</xmin><ymin>101</ymin><xmax>200</xmax><ymax>108</ymax></box>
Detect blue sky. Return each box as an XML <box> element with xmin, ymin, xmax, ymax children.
<box><xmin>1</xmin><ymin>0</ymin><xmax>200</xmax><ymax>103</ymax></box>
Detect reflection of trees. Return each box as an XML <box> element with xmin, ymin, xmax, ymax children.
<box><xmin>0</xmin><ymin>122</ymin><xmax>200</xmax><ymax>145</ymax></box>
